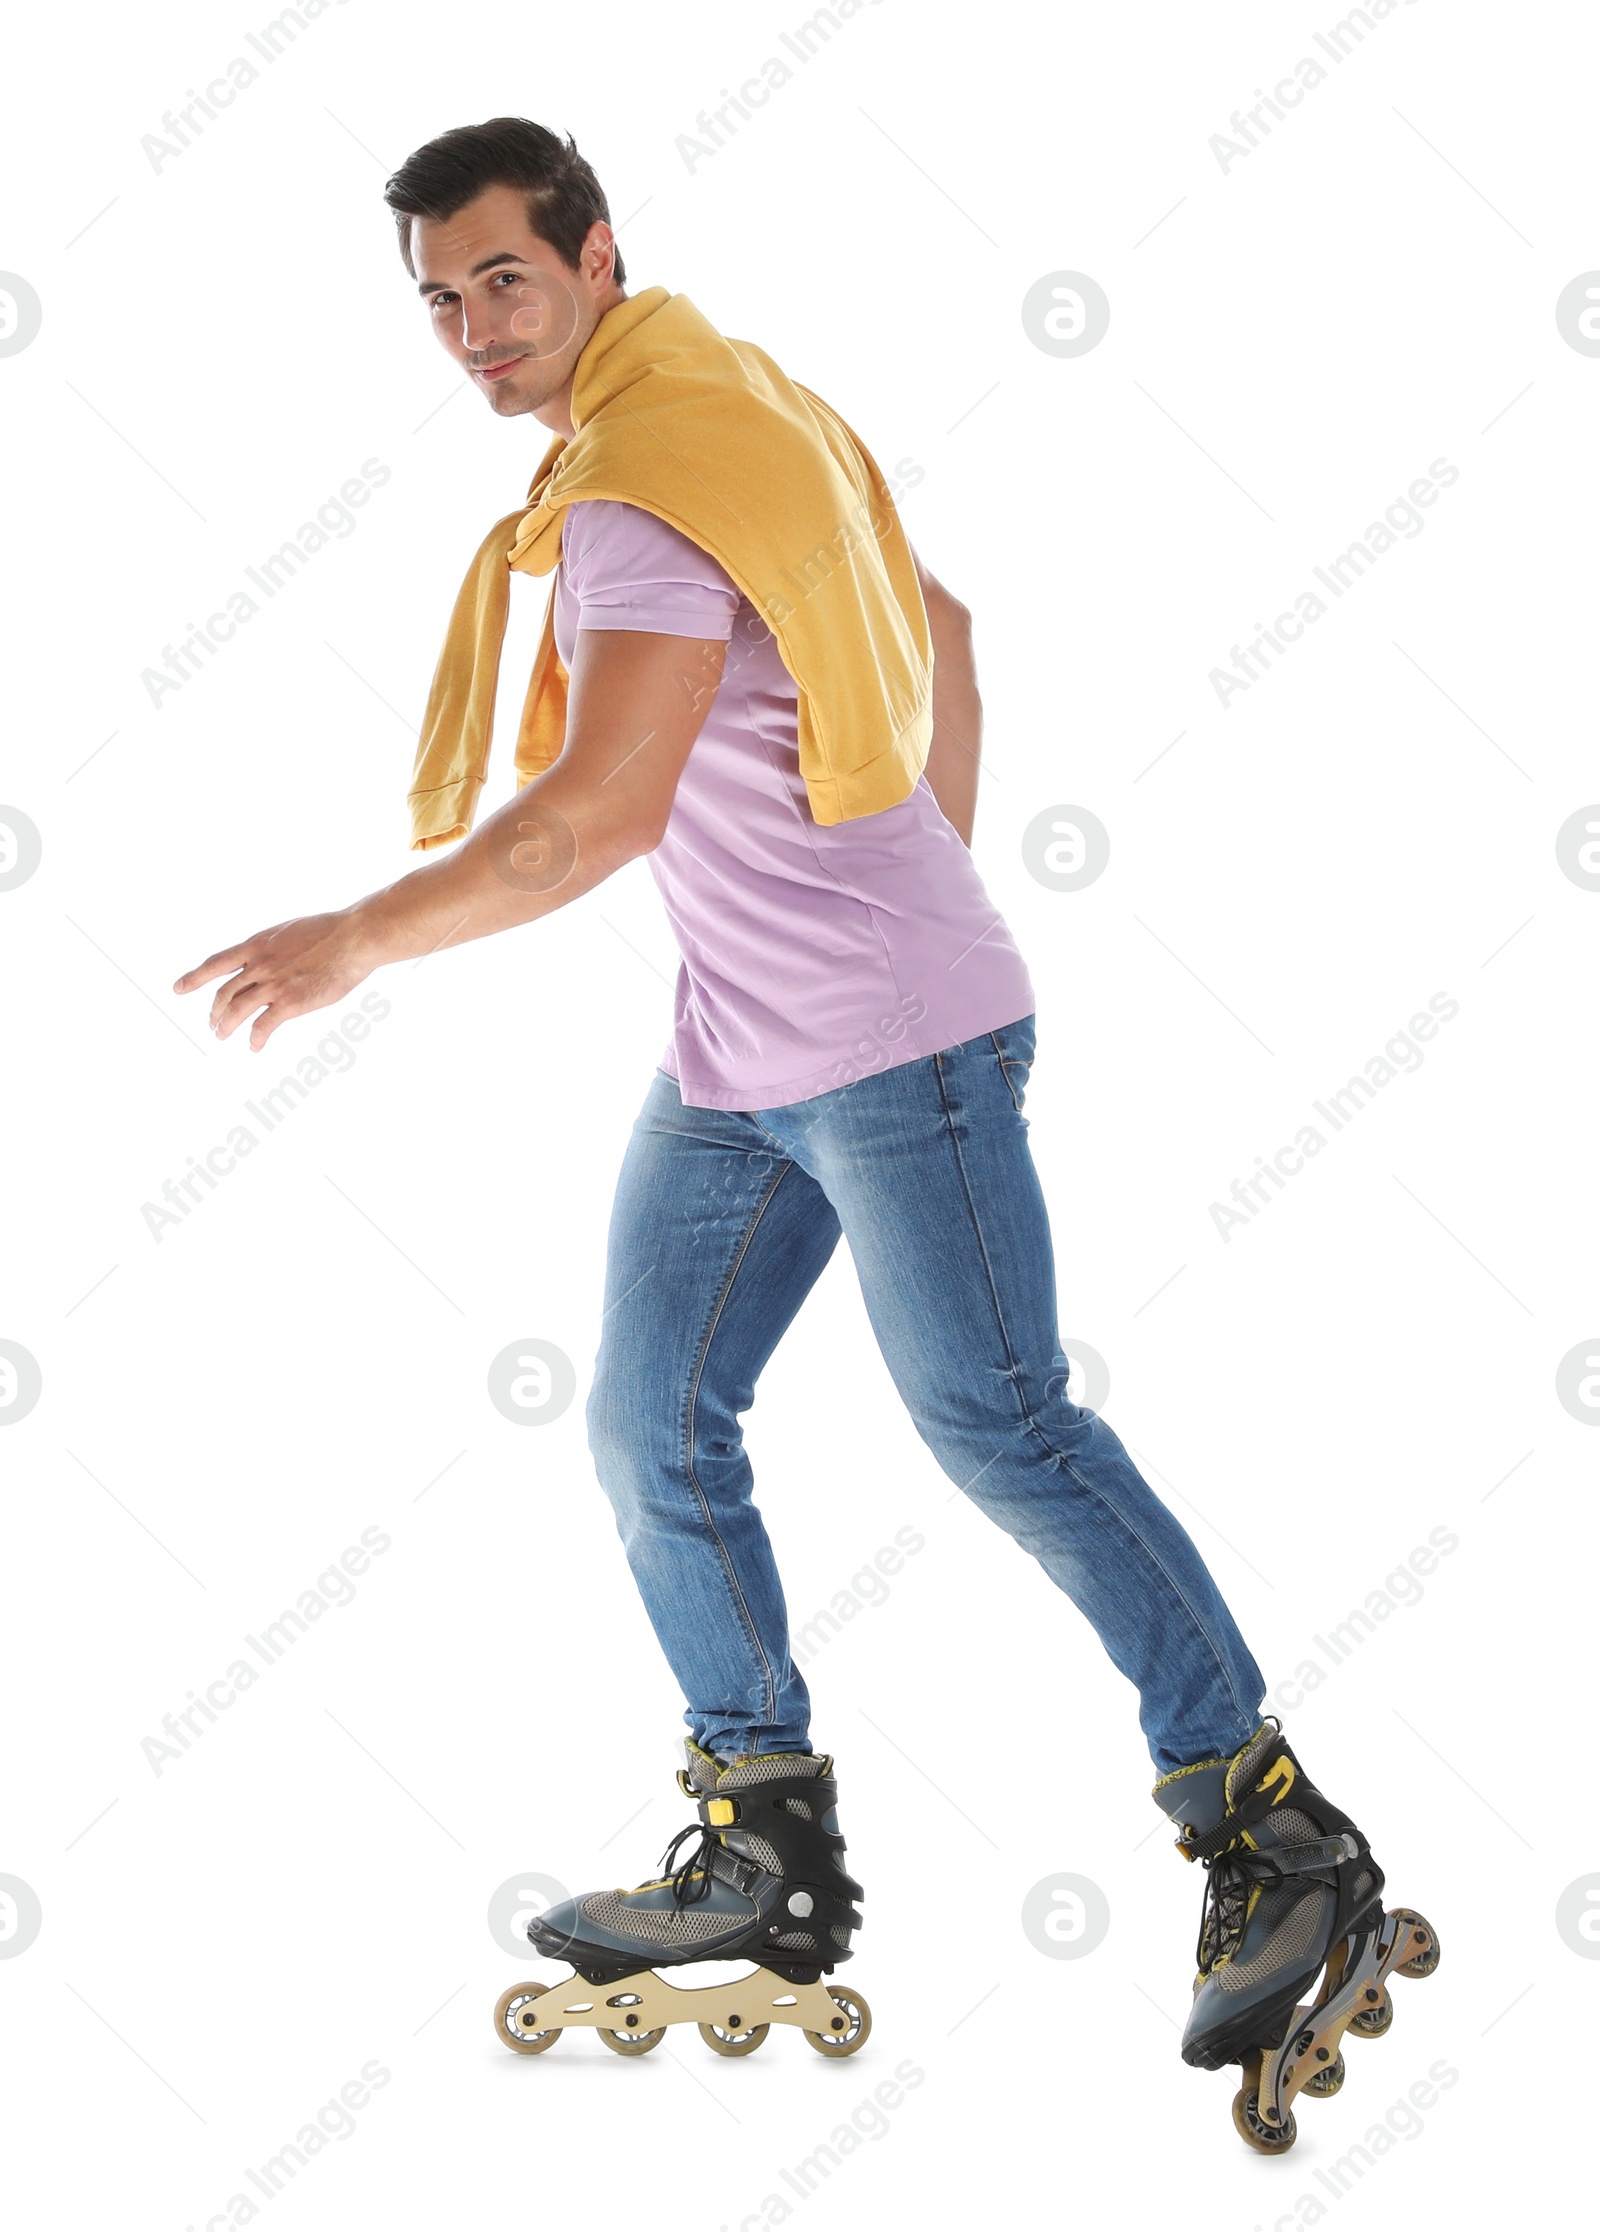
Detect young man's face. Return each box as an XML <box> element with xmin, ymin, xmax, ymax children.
<box><xmin>409</xmin><ymin>182</ymin><xmax>619</xmax><ymax>424</ymax></box>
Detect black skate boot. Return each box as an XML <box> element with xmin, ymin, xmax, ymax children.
<box><xmin>1153</xmin><ymin>1719</ymin><xmax>1440</xmax><ymax>2154</ymax></box>
<box><xmin>493</xmin><ymin>1741</ymin><xmax>870</xmax><ymax>2060</ymax></box>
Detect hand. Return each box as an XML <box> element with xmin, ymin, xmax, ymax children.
<box><xmin>175</xmin><ymin>909</ymin><xmax>379</xmax><ymax>1050</ymax></box>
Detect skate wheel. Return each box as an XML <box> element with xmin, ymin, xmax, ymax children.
<box><xmin>802</xmin><ymin>1986</ymin><xmax>871</xmax><ymax>2058</ymax></box>
<box><xmin>596</xmin><ymin>1992</ymin><xmax>667</xmax><ymax>2054</ymax></box>
<box><xmin>1303</xmin><ymin>2049</ymin><xmax>1346</xmax><ymax>2098</ymax></box>
<box><xmin>597</xmin><ymin>2026</ymin><xmax>667</xmax><ymax>2054</ymax></box>
<box><xmin>1393</xmin><ymin>1908</ymin><xmax>1441</xmax><ymax>1980</ymax></box>
<box><xmin>1348</xmin><ymin>1987</ymin><xmax>1393</xmax><ymax>2039</ymax></box>
<box><xmin>494</xmin><ymin>1981</ymin><xmax>562</xmax><ymax>2055</ymax></box>
<box><xmin>699</xmin><ymin>2020</ymin><xmax>771</xmax><ymax>2056</ymax></box>
<box><xmin>1232</xmin><ymin>2088</ymin><xmax>1298</xmax><ymax>2155</ymax></box>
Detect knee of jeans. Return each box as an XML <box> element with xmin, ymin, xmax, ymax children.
<box><xmin>585</xmin><ymin>1371</ymin><xmax>648</xmax><ymax>1514</ymax></box>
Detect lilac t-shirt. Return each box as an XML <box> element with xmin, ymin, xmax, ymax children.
<box><xmin>553</xmin><ymin>498</ymin><xmax>1034</xmax><ymax>1111</ymax></box>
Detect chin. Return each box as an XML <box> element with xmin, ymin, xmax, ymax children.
<box><xmin>486</xmin><ymin>382</ymin><xmax>533</xmax><ymax>415</ymax></box>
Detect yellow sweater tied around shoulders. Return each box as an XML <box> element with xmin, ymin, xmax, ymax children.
<box><xmin>406</xmin><ymin>285</ymin><xmax>934</xmax><ymax>850</ymax></box>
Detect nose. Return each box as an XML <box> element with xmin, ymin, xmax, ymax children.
<box><xmin>459</xmin><ymin>294</ymin><xmax>504</xmax><ymax>358</ymax></box>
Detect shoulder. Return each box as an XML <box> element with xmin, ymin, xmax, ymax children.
<box><xmin>559</xmin><ymin>498</ymin><xmax>740</xmax><ymax>635</ymax></box>
<box><xmin>561</xmin><ymin>497</ymin><xmax>732</xmax><ymax>589</ymax></box>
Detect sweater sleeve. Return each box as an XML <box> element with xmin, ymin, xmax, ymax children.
<box><xmin>560</xmin><ymin>497</ymin><xmax>740</xmax><ymax>641</ymax></box>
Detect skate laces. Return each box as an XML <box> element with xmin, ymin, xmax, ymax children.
<box><xmin>1196</xmin><ymin>1848</ymin><xmax>1254</xmax><ymax>1975</ymax></box>
<box><xmin>657</xmin><ymin>1818</ymin><xmax>719</xmax><ymax>1907</ymax></box>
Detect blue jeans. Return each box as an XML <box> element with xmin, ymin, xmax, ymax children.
<box><xmin>585</xmin><ymin>1015</ymin><xmax>1264</xmax><ymax>1775</ymax></box>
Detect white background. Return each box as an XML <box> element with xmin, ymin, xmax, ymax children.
<box><xmin>1</xmin><ymin>1</ymin><xmax>1593</xmax><ymax>2225</ymax></box>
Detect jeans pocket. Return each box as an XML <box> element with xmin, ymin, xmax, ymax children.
<box><xmin>990</xmin><ymin>1014</ymin><xmax>1036</xmax><ymax>1114</ymax></box>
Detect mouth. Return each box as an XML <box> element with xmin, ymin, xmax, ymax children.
<box><xmin>474</xmin><ymin>354</ymin><xmax>526</xmax><ymax>382</ymax></box>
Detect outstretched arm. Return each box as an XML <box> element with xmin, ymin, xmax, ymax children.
<box><xmin>910</xmin><ymin>546</ymin><xmax>982</xmax><ymax>847</ymax></box>
<box><xmin>175</xmin><ymin>628</ymin><xmax>726</xmax><ymax>1049</ymax></box>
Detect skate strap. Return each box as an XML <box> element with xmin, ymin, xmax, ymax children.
<box><xmin>691</xmin><ymin>1772</ymin><xmax>836</xmax><ymax>1833</ymax></box>
<box><xmin>707</xmin><ymin>1845</ymin><xmax>763</xmax><ymax>1895</ymax></box>
<box><xmin>1179</xmin><ymin>1772</ymin><xmax>1365</xmax><ymax>1872</ymax></box>
<box><xmin>1179</xmin><ymin>1781</ymin><xmax>1282</xmax><ymax>1864</ymax></box>
<box><xmin>1236</xmin><ymin>1831</ymin><xmax>1364</xmax><ymax>1880</ymax></box>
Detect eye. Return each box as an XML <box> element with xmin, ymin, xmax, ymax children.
<box><xmin>490</xmin><ymin>270</ymin><xmax>521</xmax><ymax>288</ymax></box>
<box><xmin>428</xmin><ymin>291</ymin><xmax>457</xmax><ymax>314</ymax></box>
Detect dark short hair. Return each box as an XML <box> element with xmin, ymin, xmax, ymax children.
<box><xmin>383</xmin><ymin>117</ymin><xmax>626</xmax><ymax>286</ymax></box>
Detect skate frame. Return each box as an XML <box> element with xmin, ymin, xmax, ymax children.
<box><xmin>502</xmin><ymin>1965</ymin><xmax>858</xmax><ymax>2046</ymax></box>
<box><xmin>1249</xmin><ymin>1908</ymin><xmax>1429</xmax><ymax>2129</ymax></box>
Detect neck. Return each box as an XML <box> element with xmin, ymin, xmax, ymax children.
<box><xmin>538</xmin><ymin>284</ymin><xmax>631</xmax><ymax>438</ymax></box>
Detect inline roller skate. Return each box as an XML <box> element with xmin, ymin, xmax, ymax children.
<box><xmin>1153</xmin><ymin>1719</ymin><xmax>1439</xmax><ymax>2153</ymax></box>
<box><xmin>493</xmin><ymin>1740</ymin><xmax>869</xmax><ymax>2058</ymax></box>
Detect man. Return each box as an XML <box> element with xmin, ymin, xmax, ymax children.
<box><xmin>176</xmin><ymin>118</ymin><xmax>1435</xmax><ymax>2145</ymax></box>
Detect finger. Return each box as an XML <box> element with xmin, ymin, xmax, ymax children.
<box><xmin>212</xmin><ymin>977</ymin><xmax>271</xmax><ymax>1040</ymax></box>
<box><xmin>176</xmin><ymin>945</ymin><xmax>260</xmax><ymax>996</ymax></box>
<box><xmin>174</xmin><ymin>922</ymin><xmax>289</xmax><ymax>995</ymax></box>
<box><xmin>250</xmin><ymin>995</ymin><xmax>312</xmax><ymax>1051</ymax></box>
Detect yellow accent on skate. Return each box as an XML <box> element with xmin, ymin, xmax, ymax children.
<box><xmin>706</xmin><ymin>1798</ymin><xmax>736</xmax><ymax>1825</ymax></box>
<box><xmin>1257</xmin><ymin>1755</ymin><xmax>1296</xmax><ymax>1805</ymax></box>
<box><xmin>1149</xmin><ymin>1721</ymin><xmax>1275</xmax><ymax>1799</ymax></box>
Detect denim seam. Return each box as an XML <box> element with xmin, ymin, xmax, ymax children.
<box><xmin>930</xmin><ymin>1055</ymin><xmax>1257</xmax><ymax>1744</ymax></box>
<box><xmin>681</xmin><ymin>1156</ymin><xmax>797</xmax><ymax>1726</ymax></box>
<box><xmin>988</xmin><ymin>1030</ymin><xmax>1027</xmax><ymax>1115</ymax></box>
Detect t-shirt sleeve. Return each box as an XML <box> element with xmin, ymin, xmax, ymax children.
<box><xmin>560</xmin><ymin>497</ymin><xmax>739</xmax><ymax>642</ymax></box>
